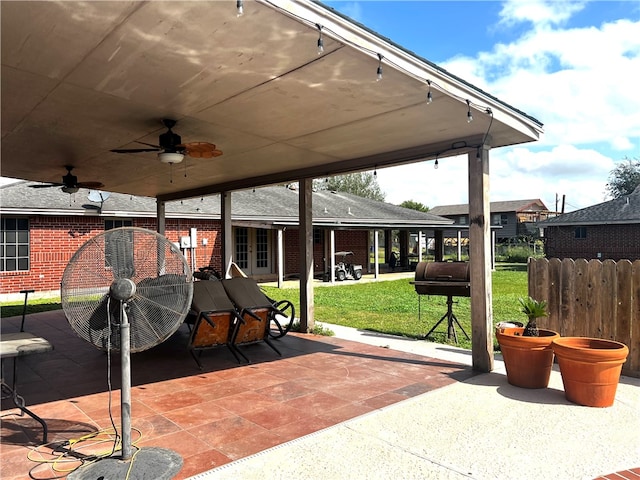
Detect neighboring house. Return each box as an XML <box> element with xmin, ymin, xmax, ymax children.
<box><xmin>538</xmin><ymin>186</ymin><xmax>640</xmax><ymax>261</ymax></box>
<box><xmin>429</xmin><ymin>199</ymin><xmax>552</xmax><ymax>242</ymax></box>
<box><xmin>0</xmin><ymin>182</ymin><xmax>453</xmax><ymax>296</ymax></box>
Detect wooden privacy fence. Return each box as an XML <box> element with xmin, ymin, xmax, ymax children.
<box><xmin>528</xmin><ymin>257</ymin><xmax>639</xmax><ymax>377</ymax></box>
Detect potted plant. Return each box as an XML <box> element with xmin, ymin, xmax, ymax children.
<box><xmin>495</xmin><ymin>296</ymin><xmax>560</xmax><ymax>389</ymax></box>
<box><xmin>552</xmin><ymin>337</ymin><xmax>629</xmax><ymax>407</ymax></box>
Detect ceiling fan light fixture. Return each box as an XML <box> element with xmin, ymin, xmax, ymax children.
<box><xmin>158</xmin><ymin>152</ymin><xmax>184</xmax><ymax>164</ymax></box>
<box><xmin>62</xmin><ymin>186</ymin><xmax>79</xmax><ymax>194</ymax></box>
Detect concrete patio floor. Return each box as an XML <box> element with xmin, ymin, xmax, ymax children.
<box><xmin>1</xmin><ymin>309</ymin><xmax>638</xmax><ymax>480</ymax></box>
<box><xmin>1</xmin><ymin>309</ymin><xmax>472</xmax><ymax>479</ymax></box>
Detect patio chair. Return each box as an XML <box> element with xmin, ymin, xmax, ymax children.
<box><xmin>221</xmin><ymin>277</ymin><xmax>282</xmax><ymax>363</ymax></box>
<box><xmin>185</xmin><ymin>280</ymin><xmax>244</xmax><ymax>368</ymax></box>
<box><xmin>225</xmin><ymin>262</ymin><xmax>296</xmax><ymax>339</ymax></box>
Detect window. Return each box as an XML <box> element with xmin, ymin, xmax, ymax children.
<box><xmin>104</xmin><ymin>219</ymin><xmax>134</xmax><ymax>272</ymax></box>
<box><xmin>575</xmin><ymin>227</ymin><xmax>587</xmax><ymax>239</ymax></box>
<box><xmin>256</xmin><ymin>229</ymin><xmax>268</xmax><ymax>268</ymax></box>
<box><xmin>491</xmin><ymin>214</ymin><xmax>509</xmax><ymax>226</ymax></box>
<box><xmin>235</xmin><ymin>227</ymin><xmax>249</xmax><ymax>269</ymax></box>
<box><xmin>1</xmin><ymin>217</ymin><xmax>29</xmax><ymax>272</ymax></box>
<box><xmin>313</xmin><ymin>229</ymin><xmax>322</xmax><ymax>244</ymax></box>
<box><xmin>457</xmin><ymin>215</ymin><xmax>468</xmax><ymax>225</ymax></box>
<box><xmin>105</xmin><ymin>219</ymin><xmax>133</xmax><ymax>230</ymax></box>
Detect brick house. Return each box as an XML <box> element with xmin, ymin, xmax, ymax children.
<box><xmin>0</xmin><ymin>181</ymin><xmax>452</xmax><ymax>296</ymax></box>
<box><xmin>538</xmin><ymin>186</ymin><xmax>640</xmax><ymax>261</ymax></box>
<box><xmin>429</xmin><ymin>199</ymin><xmax>552</xmax><ymax>243</ymax></box>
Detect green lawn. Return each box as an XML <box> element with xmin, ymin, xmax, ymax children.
<box><xmin>263</xmin><ymin>263</ymin><xmax>528</xmax><ymax>350</ymax></box>
<box><xmin>1</xmin><ymin>298</ymin><xmax>64</xmax><ymax>319</ymax></box>
<box><xmin>1</xmin><ymin>264</ymin><xmax>528</xmax><ymax>351</ymax></box>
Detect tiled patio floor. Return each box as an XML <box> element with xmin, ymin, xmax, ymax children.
<box><xmin>1</xmin><ymin>310</ymin><xmax>474</xmax><ymax>479</ymax></box>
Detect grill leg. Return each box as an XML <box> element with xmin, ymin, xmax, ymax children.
<box><xmin>424</xmin><ymin>296</ymin><xmax>469</xmax><ymax>343</ymax></box>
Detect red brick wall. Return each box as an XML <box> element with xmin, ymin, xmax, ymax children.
<box><xmin>2</xmin><ymin>214</ymin><xmax>375</xmax><ymax>295</ymax></box>
<box><xmin>0</xmin><ymin>216</ymin><xmax>221</xmax><ymax>295</ymax></box>
<box><xmin>544</xmin><ymin>224</ymin><xmax>640</xmax><ymax>261</ymax></box>
<box><xmin>283</xmin><ymin>229</ymin><xmax>369</xmax><ymax>275</ymax></box>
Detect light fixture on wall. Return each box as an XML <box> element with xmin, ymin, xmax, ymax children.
<box><xmin>466</xmin><ymin>100</ymin><xmax>473</xmax><ymax>123</ymax></box>
<box><xmin>316</xmin><ymin>24</ymin><xmax>324</xmax><ymax>54</ymax></box>
<box><xmin>158</xmin><ymin>152</ymin><xmax>184</xmax><ymax>164</ymax></box>
<box><xmin>426</xmin><ymin>80</ymin><xmax>433</xmax><ymax>104</ymax></box>
<box><xmin>376</xmin><ymin>54</ymin><xmax>383</xmax><ymax>81</ymax></box>
<box><xmin>236</xmin><ymin>0</ymin><xmax>243</xmax><ymax>16</ymax></box>
<box><xmin>434</xmin><ymin>158</ymin><xmax>439</xmax><ymax>170</ymax></box>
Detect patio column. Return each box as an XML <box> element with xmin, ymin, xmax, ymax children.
<box><xmin>221</xmin><ymin>191</ymin><xmax>233</xmax><ymax>277</ymax></box>
<box><xmin>373</xmin><ymin>230</ymin><xmax>380</xmax><ymax>278</ymax></box>
<box><xmin>156</xmin><ymin>200</ymin><xmax>167</xmax><ymax>275</ymax></box>
<box><xmin>277</xmin><ymin>228</ymin><xmax>284</xmax><ymax>288</ymax></box>
<box><xmin>330</xmin><ymin>229</ymin><xmax>336</xmax><ymax>284</ymax></box>
<box><xmin>434</xmin><ymin>230</ymin><xmax>444</xmax><ymax>262</ymax></box>
<box><xmin>468</xmin><ymin>144</ymin><xmax>494</xmax><ymax>373</ymax></box>
<box><xmin>156</xmin><ymin>200</ymin><xmax>166</xmax><ymax>235</ymax></box>
<box><xmin>492</xmin><ymin>230</ymin><xmax>496</xmax><ymax>271</ymax></box>
<box><xmin>299</xmin><ymin>179</ymin><xmax>314</xmax><ymax>332</ymax></box>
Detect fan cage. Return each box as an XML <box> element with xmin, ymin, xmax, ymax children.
<box><xmin>61</xmin><ymin>227</ymin><xmax>193</xmax><ymax>353</ymax></box>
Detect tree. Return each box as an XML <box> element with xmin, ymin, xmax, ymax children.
<box><xmin>605</xmin><ymin>158</ymin><xmax>640</xmax><ymax>199</ymax></box>
<box><xmin>317</xmin><ymin>172</ymin><xmax>385</xmax><ymax>201</ymax></box>
<box><xmin>399</xmin><ymin>200</ymin><xmax>429</xmax><ymax>212</ymax></box>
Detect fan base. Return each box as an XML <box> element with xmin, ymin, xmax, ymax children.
<box><xmin>67</xmin><ymin>447</ymin><xmax>182</xmax><ymax>479</ymax></box>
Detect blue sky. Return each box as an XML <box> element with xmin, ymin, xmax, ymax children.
<box><xmin>324</xmin><ymin>0</ymin><xmax>640</xmax><ymax>211</ymax></box>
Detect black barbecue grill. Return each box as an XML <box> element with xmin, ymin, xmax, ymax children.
<box><xmin>410</xmin><ymin>261</ymin><xmax>470</xmax><ymax>343</ymax></box>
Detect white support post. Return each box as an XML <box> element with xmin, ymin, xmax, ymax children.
<box><xmin>330</xmin><ymin>229</ymin><xmax>336</xmax><ymax>284</ymax></box>
<box><xmin>457</xmin><ymin>230</ymin><xmax>462</xmax><ymax>261</ymax></box>
<box><xmin>492</xmin><ymin>229</ymin><xmax>496</xmax><ymax>271</ymax></box>
<box><xmin>277</xmin><ymin>228</ymin><xmax>284</xmax><ymax>288</ymax></box>
<box><xmin>374</xmin><ymin>230</ymin><xmax>380</xmax><ymax>279</ymax></box>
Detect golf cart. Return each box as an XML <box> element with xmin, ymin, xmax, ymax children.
<box><xmin>334</xmin><ymin>251</ymin><xmax>363</xmax><ymax>281</ymax></box>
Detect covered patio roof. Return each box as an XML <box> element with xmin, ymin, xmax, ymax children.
<box><xmin>1</xmin><ymin>0</ymin><xmax>543</xmax><ymax>373</ymax></box>
<box><xmin>1</xmin><ymin>0</ymin><xmax>542</xmax><ymax>200</ymax></box>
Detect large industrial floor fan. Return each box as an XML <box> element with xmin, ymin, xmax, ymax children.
<box><xmin>61</xmin><ymin>227</ymin><xmax>193</xmax><ymax>479</ymax></box>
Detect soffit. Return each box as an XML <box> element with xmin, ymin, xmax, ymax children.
<box><xmin>1</xmin><ymin>0</ymin><xmax>542</xmax><ymax>201</ymax></box>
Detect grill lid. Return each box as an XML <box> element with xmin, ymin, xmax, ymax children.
<box><xmin>413</xmin><ymin>262</ymin><xmax>470</xmax><ymax>297</ymax></box>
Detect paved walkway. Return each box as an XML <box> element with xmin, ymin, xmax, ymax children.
<box><xmin>189</xmin><ymin>323</ymin><xmax>640</xmax><ymax>480</ymax></box>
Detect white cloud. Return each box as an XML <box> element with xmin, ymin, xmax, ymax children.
<box><xmin>396</xmin><ymin>6</ymin><xmax>640</xmax><ymax>212</ymax></box>
<box><xmin>443</xmin><ymin>17</ymin><xmax>640</xmax><ymax>153</ymax></box>
<box><xmin>498</xmin><ymin>0</ymin><xmax>587</xmax><ymax>27</ymax></box>
<box><xmin>378</xmin><ymin>145</ymin><xmax>616</xmax><ymax>212</ymax></box>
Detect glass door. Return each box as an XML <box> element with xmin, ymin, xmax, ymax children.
<box><xmin>234</xmin><ymin>227</ymin><xmax>271</xmax><ymax>275</ymax></box>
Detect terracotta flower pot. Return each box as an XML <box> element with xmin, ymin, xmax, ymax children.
<box><xmin>552</xmin><ymin>337</ymin><xmax>629</xmax><ymax>407</ymax></box>
<box><xmin>496</xmin><ymin>327</ymin><xmax>560</xmax><ymax>389</ymax></box>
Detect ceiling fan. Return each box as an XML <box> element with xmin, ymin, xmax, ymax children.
<box><xmin>30</xmin><ymin>165</ymin><xmax>104</xmax><ymax>194</ymax></box>
<box><xmin>110</xmin><ymin>119</ymin><xmax>223</xmax><ymax>163</ymax></box>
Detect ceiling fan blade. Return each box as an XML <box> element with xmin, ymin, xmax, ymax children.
<box><xmin>183</xmin><ymin>142</ymin><xmax>223</xmax><ymax>158</ymax></box>
<box><xmin>135</xmin><ymin>141</ymin><xmax>163</xmax><ymax>148</ymax></box>
<box><xmin>78</xmin><ymin>182</ymin><xmax>105</xmax><ymax>189</ymax></box>
<box><xmin>188</xmin><ymin>149</ymin><xmax>224</xmax><ymax>159</ymax></box>
<box><xmin>111</xmin><ymin>148</ymin><xmax>161</xmax><ymax>154</ymax></box>
<box><xmin>29</xmin><ymin>183</ymin><xmax>61</xmax><ymax>188</ymax></box>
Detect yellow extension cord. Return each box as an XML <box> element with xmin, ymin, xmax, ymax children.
<box><xmin>27</xmin><ymin>426</ymin><xmax>143</xmax><ymax>478</ymax></box>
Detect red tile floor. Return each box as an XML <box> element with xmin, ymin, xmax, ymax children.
<box><xmin>1</xmin><ymin>310</ymin><xmax>474</xmax><ymax>479</ymax></box>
